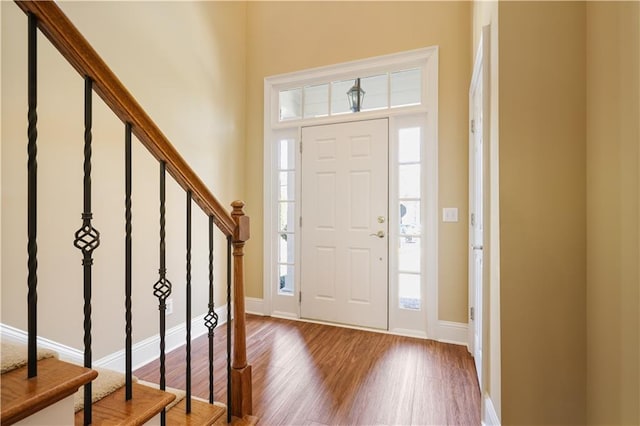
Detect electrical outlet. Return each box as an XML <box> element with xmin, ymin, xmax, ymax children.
<box><xmin>166</xmin><ymin>298</ymin><xmax>173</xmax><ymax>315</ymax></box>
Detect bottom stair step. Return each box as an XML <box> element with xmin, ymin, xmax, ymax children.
<box><xmin>1</xmin><ymin>357</ymin><xmax>97</xmax><ymax>425</ymax></box>
<box><xmin>75</xmin><ymin>382</ymin><xmax>174</xmax><ymax>426</ymax></box>
<box><xmin>166</xmin><ymin>398</ymin><xmax>226</xmax><ymax>425</ymax></box>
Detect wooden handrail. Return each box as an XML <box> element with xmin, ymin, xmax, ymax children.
<box><xmin>15</xmin><ymin>0</ymin><xmax>235</xmax><ymax>237</ymax></box>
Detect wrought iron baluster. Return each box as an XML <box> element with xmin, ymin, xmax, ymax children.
<box><xmin>227</xmin><ymin>236</ymin><xmax>232</xmax><ymax>424</ymax></box>
<box><xmin>204</xmin><ymin>216</ymin><xmax>218</xmax><ymax>404</ymax></box>
<box><xmin>185</xmin><ymin>191</ymin><xmax>192</xmax><ymax>413</ymax></box>
<box><xmin>153</xmin><ymin>161</ymin><xmax>172</xmax><ymax>426</ymax></box>
<box><xmin>73</xmin><ymin>76</ymin><xmax>101</xmax><ymax>426</ymax></box>
<box><xmin>125</xmin><ymin>122</ymin><xmax>133</xmax><ymax>400</ymax></box>
<box><xmin>27</xmin><ymin>12</ymin><xmax>38</xmax><ymax>379</ymax></box>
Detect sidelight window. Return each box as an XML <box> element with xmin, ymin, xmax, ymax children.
<box><xmin>277</xmin><ymin>138</ymin><xmax>296</xmax><ymax>295</ymax></box>
<box><xmin>397</xmin><ymin>126</ymin><xmax>422</xmax><ymax>310</ymax></box>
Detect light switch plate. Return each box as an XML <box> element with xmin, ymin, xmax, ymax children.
<box><xmin>443</xmin><ymin>208</ymin><xmax>459</xmax><ymax>222</ymax></box>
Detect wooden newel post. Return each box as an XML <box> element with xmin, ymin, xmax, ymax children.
<box><xmin>230</xmin><ymin>200</ymin><xmax>252</xmax><ymax>417</ymax></box>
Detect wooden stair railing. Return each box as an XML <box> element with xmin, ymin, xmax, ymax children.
<box><xmin>12</xmin><ymin>0</ymin><xmax>252</xmax><ymax>423</ymax></box>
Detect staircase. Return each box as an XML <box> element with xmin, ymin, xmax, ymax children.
<box><xmin>0</xmin><ymin>341</ymin><xmax>235</xmax><ymax>424</ymax></box>
<box><xmin>1</xmin><ymin>1</ymin><xmax>254</xmax><ymax>424</ymax></box>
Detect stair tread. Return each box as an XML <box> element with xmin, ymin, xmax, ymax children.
<box><xmin>74</xmin><ymin>382</ymin><xmax>175</xmax><ymax>426</ymax></box>
<box><xmin>166</xmin><ymin>397</ymin><xmax>226</xmax><ymax>425</ymax></box>
<box><xmin>1</xmin><ymin>357</ymin><xmax>98</xmax><ymax>425</ymax></box>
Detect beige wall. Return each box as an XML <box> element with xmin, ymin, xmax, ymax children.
<box><xmin>1</xmin><ymin>1</ymin><xmax>246</xmax><ymax>358</ymax></box>
<box><xmin>499</xmin><ymin>2</ymin><xmax>587</xmax><ymax>424</ymax></box>
<box><xmin>472</xmin><ymin>0</ymin><xmax>501</xmax><ymax>420</ymax></box>
<box><xmin>586</xmin><ymin>2</ymin><xmax>640</xmax><ymax>424</ymax></box>
<box><xmin>245</xmin><ymin>1</ymin><xmax>472</xmax><ymax>323</ymax></box>
<box><xmin>475</xmin><ymin>1</ymin><xmax>640</xmax><ymax>423</ymax></box>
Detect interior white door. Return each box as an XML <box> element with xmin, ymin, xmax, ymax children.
<box><xmin>469</xmin><ymin>26</ymin><xmax>490</xmax><ymax>388</ymax></box>
<box><xmin>470</xmin><ymin>110</ymin><xmax>484</xmax><ymax>385</ymax></box>
<box><xmin>300</xmin><ymin>119</ymin><xmax>389</xmax><ymax>330</ymax></box>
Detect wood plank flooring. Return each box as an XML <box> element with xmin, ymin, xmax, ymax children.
<box><xmin>134</xmin><ymin>315</ymin><xmax>481</xmax><ymax>425</ymax></box>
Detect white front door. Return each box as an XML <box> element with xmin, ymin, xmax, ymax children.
<box><xmin>300</xmin><ymin>119</ymin><xmax>389</xmax><ymax>330</ymax></box>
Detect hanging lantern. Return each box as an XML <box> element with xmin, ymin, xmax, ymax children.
<box><xmin>347</xmin><ymin>78</ymin><xmax>365</xmax><ymax>112</ymax></box>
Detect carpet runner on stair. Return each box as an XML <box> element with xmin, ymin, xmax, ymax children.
<box><xmin>1</xmin><ymin>340</ymin><xmax>58</xmax><ymax>374</ymax></box>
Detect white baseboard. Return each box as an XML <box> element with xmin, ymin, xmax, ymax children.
<box><xmin>388</xmin><ymin>327</ymin><xmax>428</xmax><ymax>339</ymax></box>
<box><xmin>101</xmin><ymin>304</ymin><xmax>231</xmax><ymax>371</ymax></box>
<box><xmin>0</xmin><ymin>304</ymin><xmax>229</xmax><ymax>373</ymax></box>
<box><xmin>259</xmin><ymin>310</ymin><xmax>468</xmax><ymax>344</ymax></box>
<box><xmin>436</xmin><ymin>320</ymin><xmax>468</xmax><ymax>346</ymax></box>
<box><xmin>270</xmin><ymin>311</ymin><xmax>299</xmax><ymax>320</ymax></box>
<box><xmin>245</xmin><ymin>297</ymin><xmax>265</xmax><ymax>316</ymax></box>
<box><xmin>482</xmin><ymin>395</ymin><xmax>500</xmax><ymax>426</ymax></box>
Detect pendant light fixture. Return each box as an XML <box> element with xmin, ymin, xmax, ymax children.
<box><xmin>347</xmin><ymin>78</ymin><xmax>365</xmax><ymax>112</ymax></box>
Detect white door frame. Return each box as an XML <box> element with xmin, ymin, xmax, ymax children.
<box><xmin>468</xmin><ymin>26</ymin><xmax>491</xmax><ymax>389</ymax></box>
<box><xmin>262</xmin><ymin>47</ymin><xmax>439</xmax><ymax>338</ymax></box>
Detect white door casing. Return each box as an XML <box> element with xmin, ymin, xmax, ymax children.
<box><xmin>300</xmin><ymin>119</ymin><xmax>389</xmax><ymax>330</ymax></box>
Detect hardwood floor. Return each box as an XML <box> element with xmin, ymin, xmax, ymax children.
<box><xmin>134</xmin><ymin>315</ymin><xmax>481</xmax><ymax>425</ymax></box>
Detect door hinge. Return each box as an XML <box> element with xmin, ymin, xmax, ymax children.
<box><xmin>299</xmin><ymin>291</ymin><xmax>302</xmax><ymax>303</ymax></box>
<box><xmin>471</xmin><ymin>213</ymin><xmax>476</xmax><ymax>227</ymax></box>
<box><xmin>470</xmin><ymin>306</ymin><xmax>475</xmax><ymax>321</ymax></box>
<box><xmin>300</xmin><ymin>140</ymin><xmax>303</xmax><ymax>154</ymax></box>
<box><xmin>471</xmin><ymin>119</ymin><xmax>476</xmax><ymax>134</ymax></box>
<box><xmin>299</xmin><ymin>216</ymin><xmax>302</xmax><ymax>227</ymax></box>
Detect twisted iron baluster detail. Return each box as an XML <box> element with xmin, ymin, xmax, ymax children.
<box><xmin>125</xmin><ymin>123</ymin><xmax>133</xmax><ymax>400</ymax></box>
<box><xmin>185</xmin><ymin>191</ymin><xmax>192</xmax><ymax>414</ymax></box>
<box><xmin>226</xmin><ymin>236</ymin><xmax>232</xmax><ymax>424</ymax></box>
<box><xmin>154</xmin><ymin>161</ymin><xmax>171</xmax><ymax>426</ymax></box>
<box><xmin>73</xmin><ymin>76</ymin><xmax>100</xmax><ymax>426</ymax></box>
<box><xmin>204</xmin><ymin>215</ymin><xmax>218</xmax><ymax>403</ymax></box>
<box><xmin>27</xmin><ymin>12</ymin><xmax>38</xmax><ymax>379</ymax></box>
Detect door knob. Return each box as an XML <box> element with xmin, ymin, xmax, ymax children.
<box><xmin>369</xmin><ymin>230</ymin><xmax>385</xmax><ymax>238</ymax></box>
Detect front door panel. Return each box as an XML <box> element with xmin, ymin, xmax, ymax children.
<box><xmin>301</xmin><ymin>119</ymin><xmax>389</xmax><ymax>330</ymax></box>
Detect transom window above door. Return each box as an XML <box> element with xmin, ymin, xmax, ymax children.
<box><xmin>278</xmin><ymin>68</ymin><xmax>423</xmax><ymax>122</ymax></box>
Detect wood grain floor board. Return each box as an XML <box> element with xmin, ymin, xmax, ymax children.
<box><xmin>135</xmin><ymin>315</ymin><xmax>481</xmax><ymax>425</ymax></box>
<box><xmin>410</xmin><ymin>378</ymin><xmax>448</xmax><ymax>425</ymax></box>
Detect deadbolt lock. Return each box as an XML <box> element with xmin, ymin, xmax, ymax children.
<box><xmin>377</xmin><ymin>216</ymin><xmax>386</xmax><ymax>223</ymax></box>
